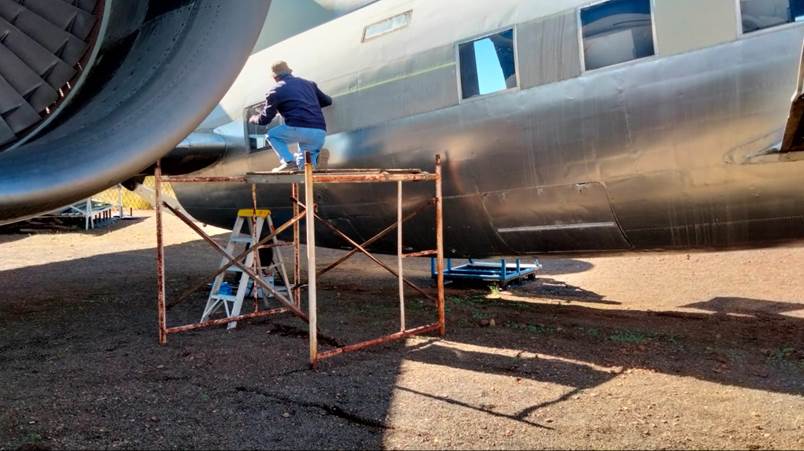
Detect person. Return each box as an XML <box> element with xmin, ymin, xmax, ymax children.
<box><xmin>248</xmin><ymin>61</ymin><xmax>332</xmax><ymax>172</ymax></box>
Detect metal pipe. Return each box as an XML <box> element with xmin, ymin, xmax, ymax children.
<box><xmin>403</xmin><ymin>249</ymin><xmax>438</xmax><ymax>258</ymax></box>
<box><xmin>270</xmin><ymin>213</ymin><xmax>293</xmax><ymax>310</ymax></box>
<box><xmin>166</xmin><ymin>307</ymin><xmax>289</xmax><ymax>334</ymax></box>
<box><xmin>316</xmin><ymin>200</ymin><xmax>431</xmax><ymax>278</ymax></box>
<box><xmin>311</xmin><ymin>173</ymin><xmax>437</xmax><ymax>183</ymax></box>
<box><xmin>162</xmin><ymin>176</ymin><xmax>248</xmax><ymax>183</ymax></box>
<box><xmin>435</xmin><ymin>155</ymin><xmax>446</xmax><ymax>336</ymax></box>
<box><xmin>312</xmin><ymin>211</ymin><xmax>436</xmax><ymax>302</ymax></box>
<box><xmin>155</xmin><ymin>161</ymin><xmax>167</xmax><ymax>345</ymax></box>
<box><xmin>244</xmin><ymin>172</ymin><xmax>438</xmax><ymax>185</ymax></box>
<box><xmin>292</xmin><ymin>183</ymin><xmax>301</xmax><ymax>308</ymax></box>
<box><xmin>317</xmin><ymin>323</ymin><xmax>441</xmax><ymax>360</ymax></box>
<box><xmin>304</xmin><ymin>155</ymin><xmax>318</xmax><ymax>367</ymax></box>
<box><xmin>251</xmin><ymin>184</ymin><xmax>260</xmax><ymax>313</ymax></box>
<box><xmin>397</xmin><ymin>180</ymin><xmax>405</xmax><ymax>332</ymax></box>
<box><xmin>293</xmin><ymin>196</ymin><xmax>436</xmax><ymax>302</ymax></box>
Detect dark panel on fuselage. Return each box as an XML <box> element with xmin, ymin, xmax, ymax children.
<box><xmin>518</xmin><ymin>10</ymin><xmax>583</xmax><ymax>89</ymax></box>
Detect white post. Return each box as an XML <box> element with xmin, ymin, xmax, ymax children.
<box><xmin>305</xmin><ymin>156</ymin><xmax>318</xmax><ymax>367</ymax></box>
<box><xmin>118</xmin><ymin>184</ymin><xmax>124</xmax><ymax>219</ymax></box>
<box><xmin>397</xmin><ymin>181</ymin><xmax>405</xmax><ymax>332</ymax></box>
<box><xmin>85</xmin><ymin>198</ymin><xmax>92</xmax><ymax>230</ymax></box>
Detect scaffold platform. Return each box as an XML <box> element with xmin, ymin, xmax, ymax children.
<box><xmin>153</xmin><ymin>155</ymin><xmax>445</xmax><ymax>368</ymax></box>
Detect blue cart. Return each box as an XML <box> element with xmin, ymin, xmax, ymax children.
<box><xmin>431</xmin><ymin>258</ymin><xmax>542</xmax><ymax>287</ymax></box>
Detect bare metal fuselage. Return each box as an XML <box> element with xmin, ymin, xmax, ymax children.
<box><xmin>174</xmin><ymin>4</ymin><xmax>804</xmax><ymax>257</ymax></box>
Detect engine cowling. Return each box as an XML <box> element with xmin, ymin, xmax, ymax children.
<box><xmin>0</xmin><ymin>0</ymin><xmax>271</xmax><ymax>223</ymax></box>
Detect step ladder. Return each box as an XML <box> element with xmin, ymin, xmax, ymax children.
<box><xmin>201</xmin><ymin>209</ymin><xmax>292</xmax><ymax>329</ymax></box>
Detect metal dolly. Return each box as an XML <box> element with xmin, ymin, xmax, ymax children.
<box><xmin>431</xmin><ymin>257</ymin><xmax>541</xmax><ymax>287</ymax></box>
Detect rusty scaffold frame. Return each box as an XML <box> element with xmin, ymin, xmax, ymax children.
<box><xmin>154</xmin><ymin>155</ymin><xmax>445</xmax><ymax>367</ymax></box>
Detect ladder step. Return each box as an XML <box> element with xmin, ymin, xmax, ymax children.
<box><xmin>211</xmin><ymin>294</ymin><xmax>238</xmax><ymax>302</ymax></box>
<box><xmin>230</xmin><ymin>234</ymin><xmax>254</xmax><ymax>244</ymax></box>
<box><xmin>226</xmin><ymin>265</ymin><xmax>275</xmax><ymax>273</ymax></box>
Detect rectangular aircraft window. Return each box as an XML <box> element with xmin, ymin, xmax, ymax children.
<box><xmin>459</xmin><ymin>29</ymin><xmax>517</xmax><ymax>100</ymax></box>
<box><xmin>740</xmin><ymin>0</ymin><xmax>804</xmax><ymax>33</ymax></box>
<box><xmin>581</xmin><ymin>0</ymin><xmax>655</xmax><ymax>71</ymax></box>
<box><xmin>363</xmin><ymin>11</ymin><xmax>412</xmax><ymax>42</ymax></box>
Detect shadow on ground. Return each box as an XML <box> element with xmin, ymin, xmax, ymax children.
<box><xmin>0</xmin><ymin>216</ymin><xmax>147</xmax><ymax>237</ymax></box>
<box><xmin>0</xmin><ymin>237</ymin><xmax>802</xmax><ymax>449</ymax></box>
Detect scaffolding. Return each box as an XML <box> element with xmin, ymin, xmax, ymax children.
<box><xmin>154</xmin><ymin>155</ymin><xmax>445</xmax><ymax>367</ymax></box>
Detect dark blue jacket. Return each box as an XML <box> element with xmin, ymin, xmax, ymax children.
<box><xmin>257</xmin><ymin>74</ymin><xmax>332</xmax><ymax>130</ymax></box>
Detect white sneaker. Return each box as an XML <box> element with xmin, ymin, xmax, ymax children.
<box><xmin>271</xmin><ymin>162</ymin><xmax>299</xmax><ymax>173</ymax></box>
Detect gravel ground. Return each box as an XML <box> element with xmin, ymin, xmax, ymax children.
<box><xmin>0</xmin><ymin>212</ymin><xmax>802</xmax><ymax>450</ymax></box>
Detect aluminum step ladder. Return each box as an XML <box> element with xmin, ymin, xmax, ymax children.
<box><xmin>201</xmin><ymin>209</ymin><xmax>292</xmax><ymax>329</ymax></box>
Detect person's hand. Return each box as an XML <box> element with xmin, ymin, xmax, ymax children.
<box><xmin>248</xmin><ymin>114</ymin><xmax>261</xmax><ymax>124</ymax></box>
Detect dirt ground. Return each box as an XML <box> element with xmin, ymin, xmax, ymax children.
<box><xmin>0</xmin><ymin>212</ymin><xmax>802</xmax><ymax>450</ymax></box>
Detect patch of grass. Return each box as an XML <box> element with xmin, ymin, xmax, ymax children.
<box><xmin>504</xmin><ymin>321</ymin><xmax>557</xmax><ymax>335</ymax></box>
<box><xmin>487</xmin><ymin>284</ymin><xmax>502</xmax><ymax>299</ymax></box>
<box><xmin>527</xmin><ymin>323</ymin><xmax>556</xmax><ymax>334</ymax></box>
<box><xmin>767</xmin><ymin>346</ymin><xmax>796</xmax><ymax>364</ymax></box>
<box><xmin>576</xmin><ymin>326</ymin><xmax>601</xmax><ymax>338</ymax></box>
<box><xmin>446</xmin><ymin>294</ymin><xmax>493</xmax><ymax>314</ymax></box>
<box><xmin>608</xmin><ymin>329</ymin><xmax>653</xmax><ymax>344</ymax></box>
<box><xmin>10</xmin><ymin>432</ymin><xmax>44</xmax><ymax>449</ymax></box>
<box><xmin>407</xmin><ymin>298</ymin><xmax>429</xmax><ymax>312</ymax></box>
<box><xmin>765</xmin><ymin>346</ymin><xmax>804</xmax><ymax>371</ymax></box>
<box><xmin>447</xmin><ymin>295</ymin><xmax>475</xmax><ymax>306</ymax></box>
<box><xmin>773</xmin><ymin>346</ymin><xmax>795</xmax><ymax>360</ymax></box>
<box><xmin>470</xmin><ymin>310</ymin><xmax>492</xmax><ymax>321</ymax></box>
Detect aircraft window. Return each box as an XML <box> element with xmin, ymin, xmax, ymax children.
<box><xmin>458</xmin><ymin>29</ymin><xmax>517</xmax><ymax>100</ymax></box>
<box><xmin>245</xmin><ymin>103</ymin><xmax>270</xmax><ymax>152</ymax></box>
<box><xmin>363</xmin><ymin>11</ymin><xmax>412</xmax><ymax>42</ymax></box>
<box><xmin>580</xmin><ymin>0</ymin><xmax>655</xmax><ymax>71</ymax></box>
<box><xmin>740</xmin><ymin>0</ymin><xmax>804</xmax><ymax>33</ymax></box>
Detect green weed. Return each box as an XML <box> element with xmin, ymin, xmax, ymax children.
<box><xmin>488</xmin><ymin>284</ymin><xmax>502</xmax><ymax>299</ymax></box>
<box><xmin>609</xmin><ymin>330</ymin><xmax>652</xmax><ymax>344</ymax></box>
<box><xmin>504</xmin><ymin>321</ymin><xmax>556</xmax><ymax>335</ymax></box>
<box><xmin>576</xmin><ymin>326</ymin><xmax>601</xmax><ymax>338</ymax></box>
<box><xmin>767</xmin><ymin>346</ymin><xmax>796</xmax><ymax>363</ymax></box>
<box><xmin>11</xmin><ymin>432</ymin><xmax>44</xmax><ymax>449</ymax></box>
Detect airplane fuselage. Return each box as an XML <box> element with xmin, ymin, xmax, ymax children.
<box><xmin>173</xmin><ymin>0</ymin><xmax>804</xmax><ymax>257</ymax></box>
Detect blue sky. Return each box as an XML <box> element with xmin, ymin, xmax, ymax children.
<box><xmin>473</xmin><ymin>38</ymin><xmax>506</xmax><ymax>95</ymax></box>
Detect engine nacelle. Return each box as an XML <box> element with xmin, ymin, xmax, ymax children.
<box><xmin>0</xmin><ymin>0</ymin><xmax>271</xmax><ymax>223</ymax></box>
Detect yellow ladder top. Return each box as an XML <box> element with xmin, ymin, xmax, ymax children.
<box><xmin>237</xmin><ymin>208</ymin><xmax>271</xmax><ymax>218</ymax></box>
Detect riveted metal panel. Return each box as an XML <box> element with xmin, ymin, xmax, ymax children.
<box><xmin>325</xmin><ymin>44</ymin><xmax>458</xmax><ymax>134</ymax></box>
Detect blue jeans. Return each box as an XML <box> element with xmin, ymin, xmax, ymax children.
<box><xmin>267</xmin><ymin>125</ymin><xmax>327</xmax><ymax>168</ymax></box>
